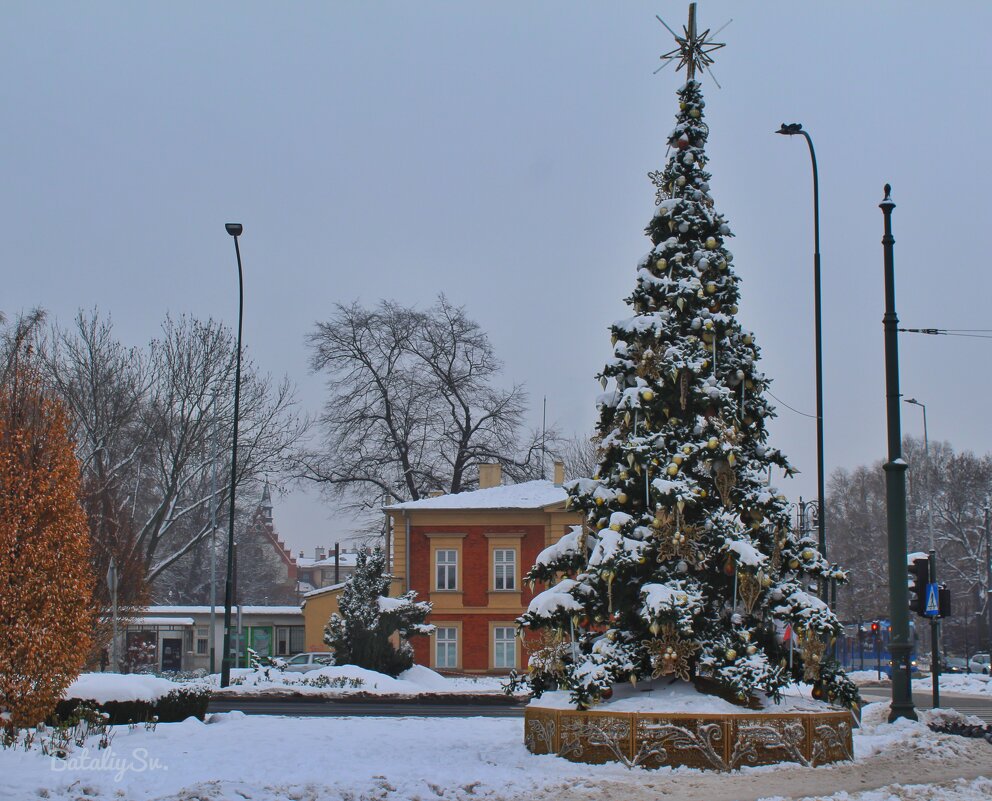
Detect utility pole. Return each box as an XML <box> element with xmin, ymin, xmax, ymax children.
<box><xmin>106</xmin><ymin>559</ymin><xmax>118</xmax><ymax>672</ymax></box>
<box><xmin>879</xmin><ymin>185</ymin><xmax>916</xmax><ymax>721</ymax></box>
<box><xmin>208</xmin><ymin>401</ymin><xmax>220</xmax><ymax>675</ymax></box>
<box><xmin>985</xmin><ymin>505</ymin><xmax>991</xmax><ymax>652</ymax></box>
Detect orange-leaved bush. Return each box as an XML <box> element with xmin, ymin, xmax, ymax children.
<box><xmin>0</xmin><ymin>359</ymin><xmax>93</xmax><ymax>729</ymax></box>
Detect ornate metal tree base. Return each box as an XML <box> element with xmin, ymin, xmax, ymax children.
<box><xmin>524</xmin><ymin>706</ymin><xmax>853</xmax><ymax>770</ymax></box>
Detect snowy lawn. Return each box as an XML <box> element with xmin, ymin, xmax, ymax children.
<box><xmin>3</xmin><ymin>702</ymin><xmax>991</xmax><ymax>801</ymax></box>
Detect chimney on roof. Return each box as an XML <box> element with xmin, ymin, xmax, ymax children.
<box><xmin>553</xmin><ymin>460</ymin><xmax>565</xmax><ymax>486</ymax></box>
<box><xmin>315</xmin><ymin>546</ymin><xmax>326</xmax><ymax>561</ymax></box>
<box><xmin>299</xmin><ymin>550</ymin><xmax>304</xmax><ymax>559</ymax></box>
<box><xmin>479</xmin><ymin>463</ymin><xmax>502</xmax><ymax>489</ymax></box>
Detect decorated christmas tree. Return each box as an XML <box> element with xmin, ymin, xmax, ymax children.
<box><xmin>519</xmin><ymin>7</ymin><xmax>858</xmax><ymax>712</ymax></box>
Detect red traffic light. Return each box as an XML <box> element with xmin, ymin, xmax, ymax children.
<box><xmin>870</xmin><ymin>621</ymin><xmax>880</xmax><ymax>633</ymax></box>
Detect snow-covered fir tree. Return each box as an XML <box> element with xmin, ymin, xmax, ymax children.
<box><xmin>519</xmin><ymin>76</ymin><xmax>858</xmax><ymax>712</ymax></box>
<box><xmin>324</xmin><ymin>546</ymin><xmax>433</xmax><ymax>676</ymax></box>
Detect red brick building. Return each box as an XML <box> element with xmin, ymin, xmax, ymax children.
<box><xmin>386</xmin><ymin>464</ymin><xmax>581</xmax><ymax>674</ymax></box>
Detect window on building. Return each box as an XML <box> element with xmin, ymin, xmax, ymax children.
<box><xmin>493</xmin><ymin>548</ymin><xmax>516</xmax><ymax>591</ymax></box>
<box><xmin>183</xmin><ymin>629</ymin><xmax>194</xmax><ymax>653</ymax></box>
<box><xmin>493</xmin><ymin>626</ymin><xmax>516</xmax><ymax>669</ymax></box>
<box><xmin>436</xmin><ymin>549</ymin><xmax>457</xmax><ymax>590</ymax></box>
<box><xmin>436</xmin><ymin>627</ymin><xmax>457</xmax><ymax>668</ymax></box>
<box><xmin>196</xmin><ymin>637</ymin><xmax>209</xmax><ymax>655</ymax></box>
<box><xmin>289</xmin><ymin>626</ymin><xmax>305</xmax><ymax>654</ymax></box>
<box><xmin>276</xmin><ymin>626</ymin><xmax>290</xmax><ymax>656</ymax></box>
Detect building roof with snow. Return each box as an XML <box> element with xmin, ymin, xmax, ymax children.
<box><xmin>384</xmin><ymin>479</ymin><xmax>567</xmax><ymax>512</ymax></box>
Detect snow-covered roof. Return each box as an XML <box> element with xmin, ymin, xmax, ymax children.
<box><xmin>130</xmin><ymin>616</ymin><xmax>195</xmax><ymax>627</ymax></box>
<box><xmin>143</xmin><ymin>605</ymin><xmax>302</xmax><ymax>616</ymax></box>
<box><xmin>303</xmin><ymin>581</ymin><xmax>348</xmax><ymax>599</ymax></box>
<box><xmin>385</xmin><ymin>480</ymin><xmax>567</xmax><ymax>512</ymax></box>
<box><xmin>296</xmin><ymin>553</ymin><xmax>359</xmax><ymax>568</ymax></box>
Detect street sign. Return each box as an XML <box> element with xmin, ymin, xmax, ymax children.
<box><xmin>924</xmin><ymin>582</ymin><xmax>940</xmax><ymax>617</ymax></box>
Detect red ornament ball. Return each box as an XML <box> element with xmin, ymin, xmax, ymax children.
<box><xmin>601</xmin><ymin>687</ymin><xmax>614</xmax><ymax>700</ymax></box>
<box><xmin>677</xmin><ymin>136</ymin><xmax>690</xmax><ymax>150</ymax></box>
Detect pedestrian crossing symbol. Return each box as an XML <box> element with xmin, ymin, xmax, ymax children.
<box><xmin>925</xmin><ymin>582</ymin><xmax>940</xmax><ymax>617</ymax></box>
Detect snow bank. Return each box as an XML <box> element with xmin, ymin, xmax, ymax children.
<box><xmin>63</xmin><ymin>673</ymin><xmax>186</xmax><ymax>705</ymax></box>
<box><xmin>212</xmin><ymin>663</ymin><xmax>511</xmax><ymax>696</ymax></box>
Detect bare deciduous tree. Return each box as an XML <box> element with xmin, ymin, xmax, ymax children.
<box><xmin>301</xmin><ymin>296</ymin><xmax>547</xmax><ymax>512</ymax></box>
<box><xmin>41</xmin><ymin>310</ymin><xmax>307</xmax><ymax>603</ymax></box>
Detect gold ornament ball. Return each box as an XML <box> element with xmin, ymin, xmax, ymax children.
<box><xmin>698</xmin><ymin>489</ymin><xmax>708</xmax><ymax>498</ymax></box>
<box><xmin>666</xmin><ymin>463</ymin><xmax>679</xmax><ymax>476</ymax></box>
<box><xmin>725</xmin><ymin>649</ymin><xmax>737</xmax><ymax>661</ymax></box>
<box><xmin>802</xmin><ymin>549</ymin><xmax>814</xmax><ymax>560</ymax></box>
<box><xmin>789</xmin><ymin>558</ymin><xmax>800</xmax><ymax>569</ymax></box>
<box><xmin>682</xmin><ymin>444</ymin><xmax>693</xmax><ymax>455</ymax></box>
<box><xmin>656</xmin><ymin>258</ymin><xmax>667</xmax><ymax>271</ymax></box>
<box><xmin>707</xmin><ymin>437</ymin><xmax>719</xmax><ymax>449</ymax></box>
<box><xmin>595</xmin><ymin>497</ymin><xmax>604</xmax><ymax>506</ymax></box>
<box><xmin>746</xmin><ymin>645</ymin><xmax>757</xmax><ymax>655</ymax></box>
<box><xmin>706</xmin><ymin>282</ymin><xmax>717</xmax><ymax>294</ymax></box>
<box><xmin>642</xmin><ymin>389</ymin><xmax>654</xmax><ymax>402</ymax></box>
<box><xmin>705</xmin><ymin>237</ymin><xmax>717</xmax><ymax>249</ymax></box>
<box><xmin>743</xmin><ymin>334</ymin><xmax>753</xmax><ymax>345</ymax></box>
<box><xmin>673</xmin><ymin>455</ymin><xmax>683</xmax><ymax>465</ymax></box>
<box><xmin>689</xmin><ymin>108</ymin><xmax>700</xmax><ymax>118</ymax></box>
<box><xmin>617</xmin><ymin>492</ymin><xmax>628</xmax><ymax>504</ymax></box>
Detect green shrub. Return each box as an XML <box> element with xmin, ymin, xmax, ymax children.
<box><xmin>52</xmin><ymin>686</ymin><xmax>210</xmax><ymax>725</ymax></box>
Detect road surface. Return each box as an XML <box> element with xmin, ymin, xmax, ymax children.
<box><xmin>208</xmin><ymin>697</ymin><xmax>527</xmax><ymax>717</ymax></box>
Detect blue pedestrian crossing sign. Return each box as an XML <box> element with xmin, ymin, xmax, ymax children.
<box><xmin>925</xmin><ymin>582</ymin><xmax>940</xmax><ymax>617</ymax></box>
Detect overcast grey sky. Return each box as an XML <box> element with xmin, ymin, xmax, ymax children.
<box><xmin>4</xmin><ymin>2</ymin><xmax>991</xmax><ymax>554</ymax></box>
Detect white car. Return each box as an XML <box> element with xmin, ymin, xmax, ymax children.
<box><xmin>968</xmin><ymin>652</ymin><xmax>990</xmax><ymax>674</ymax></box>
<box><xmin>283</xmin><ymin>652</ymin><xmax>334</xmax><ymax>673</ymax></box>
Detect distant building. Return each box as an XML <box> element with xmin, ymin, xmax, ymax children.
<box><xmin>382</xmin><ymin>462</ymin><xmax>582</xmax><ymax>674</ymax></box>
<box><xmin>235</xmin><ymin>483</ymin><xmax>299</xmax><ymax>605</ymax></box>
<box><xmin>295</xmin><ymin>546</ymin><xmax>359</xmax><ymax>593</ymax></box>
<box><xmin>121</xmin><ymin>605</ymin><xmax>304</xmax><ymax>673</ymax></box>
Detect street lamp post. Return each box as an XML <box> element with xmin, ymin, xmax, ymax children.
<box><xmin>776</xmin><ymin>122</ymin><xmax>827</xmax><ymax>603</ymax></box>
<box><xmin>904</xmin><ymin>397</ymin><xmax>939</xmax><ymax>708</ymax></box>
<box><xmin>879</xmin><ymin>184</ymin><xmax>915</xmax><ymax>721</ymax></box>
<box><xmin>220</xmin><ymin>222</ymin><xmax>245</xmax><ymax>689</ymax></box>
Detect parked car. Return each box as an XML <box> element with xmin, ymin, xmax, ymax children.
<box><xmin>283</xmin><ymin>652</ymin><xmax>334</xmax><ymax>673</ymax></box>
<box><xmin>968</xmin><ymin>653</ymin><xmax>991</xmax><ymax>674</ymax></box>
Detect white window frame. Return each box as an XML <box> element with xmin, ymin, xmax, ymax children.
<box><xmin>275</xmin><ymin>626</ymin><xmax>290</xmax><ymax>656</ymax></box>
<box><xmin>436</xmin><ymin>549</ymin><xmax>458</xmax><ymax>590</ymax></box>
<box><xmin>493</xmin><ymin>626</ymin><xmax>516</xmax><ymax>669</ymax></box>
<box><xmin>493</xmin><ymin>548</ymin><xmax>516</xmax><ymax>591</ymax></box>
<box><xmin>436</xmin><ymin>627</ymin><xmax>458</xmax><ymax>668</ymax></box>
<box><xmin>195</xmin><ymin>637</ymin><xmax>209</xmax><ymax>655</ymax></box>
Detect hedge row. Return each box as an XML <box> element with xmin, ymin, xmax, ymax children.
<box><xmin>52</xmin><ymin>687</ymin><xmax>210</xmax><ymax>725</ymax></box>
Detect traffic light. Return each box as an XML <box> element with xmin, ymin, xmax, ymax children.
<box><xmin>908</xmin><ymin>556</ymin><xmax>930</xmax><ymax>616</ymax></box>
<box><xmin>870</xmin><ymin>620</ymin><xmax>880</xmax><ymax>636</ymax></box>
<box><xmin>939</xmin><ymin>586</ymin><xmax>952</xmax><ymax>618</ymax></box>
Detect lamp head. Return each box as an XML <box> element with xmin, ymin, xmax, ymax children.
<box><xmin>776</xmin><ymin>123</ymin><xmax>803</xmax><ymax>136</ymax></box>
<box><xmin>225</xmin><ymin>223</ymin><xmax>243</xmax><ymax>237</ymax></box>
<box><xmin>904</xmin><ymin>397</ymin><xmax>921</xmax><ymax>407</ymax></box>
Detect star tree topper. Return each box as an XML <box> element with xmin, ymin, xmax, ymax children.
<box><xmin>655</xmin><ymin>2</ymin><xmax>728</xmax><ymax>82</ymax></box>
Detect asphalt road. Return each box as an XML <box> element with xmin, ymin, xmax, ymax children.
<box><xmin>207</xmin><ymin>697</ymin><xmax>527</xmax><ymax>717</ymax></box>
<box><xmin>860</xmin><ymin>687</ymin><xmax>992</xmax><ymax>723</ymax></box>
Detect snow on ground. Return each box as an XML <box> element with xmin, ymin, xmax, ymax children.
<box><xmin>844</xmin><ymin>670</ymin><xmax>890</xmax><ymax>686</ymax></box>
<box><xmin>914</xmin><ymin>672</ymin><xmax>992</xmax><ymax>695</ymax></box>
<box><xmin>211</xmin><ymin>664</ymin><xmax>512</xmax><ymax>696</ymax></box>
<box><xmin>64</xmin><ymin>673</ymin><xmax>189</xmax><ymax>704</ymax></box>
<box><xmin>759</xmin><ymin>776</ymin><xmax>992</xmax><ymax>801</ymax></box>
<box><xmin>3</xmin><ymin>702</ymin><xmax>990</xmax><ymax>801</ymax></box>
<box><xmin>66</xmin><ymin>665</ymin><xmax>511</xmax><ymax>703</ymax></box>
<box><xmin>533</xmin><ymin>678</ymin><xmax>841</xmax><ymax>714</ymax></box>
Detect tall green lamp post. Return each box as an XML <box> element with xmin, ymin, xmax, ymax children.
<box><xmin>879</xmin><ymin>185</ymin><xmax>916</xmax><ymax>722</ymax></box>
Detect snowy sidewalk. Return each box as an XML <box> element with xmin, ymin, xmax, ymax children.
<box><xmin>2</xmin><ymin>702</ymin><xmax>991</xmax><ymax>801</ymax></box>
